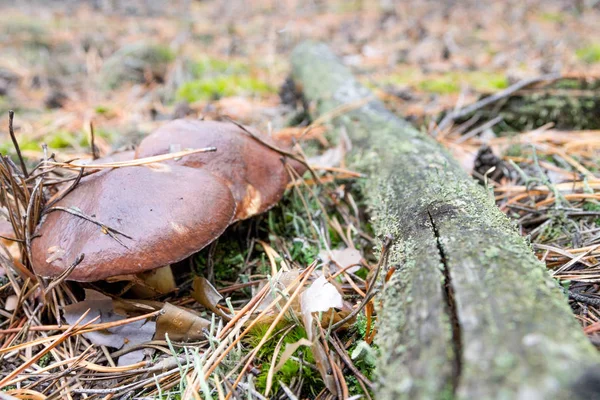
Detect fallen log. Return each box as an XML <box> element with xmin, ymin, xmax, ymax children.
<box><xmin>291</xmin><ymin>42</ymin><xmax>599</xmax><ymax>399</ymax></box>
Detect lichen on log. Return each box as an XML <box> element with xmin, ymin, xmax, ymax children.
<box><xmin>291</xmin><ymin>41</ymin><xmax>598</xmax><ymax>400</ymax></box>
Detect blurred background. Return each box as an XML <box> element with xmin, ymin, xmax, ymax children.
<box><xmin>0</xmin><ymin>0</ymin><xmax>599</xmax><ymax>157</ymax></box>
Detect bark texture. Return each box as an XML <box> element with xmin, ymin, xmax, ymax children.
<box><xmin>291</xmin><ymin>41</ymin><xmax>598</xmax><ymax>400</ymax></box>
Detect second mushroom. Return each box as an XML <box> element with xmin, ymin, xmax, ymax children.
<box><xmin>31</xmin><ymin>119</ymin><xmax>305</xmax><ymax>282</ymax></box>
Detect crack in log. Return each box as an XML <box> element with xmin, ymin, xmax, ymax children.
<box><xmin>428</xmin><ymin>209</ymin><xmax>463</xmax><ymax>394</ymax></box>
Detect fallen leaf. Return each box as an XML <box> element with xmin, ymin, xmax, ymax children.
<box><xmin>273</xmin><ymin>126</ymin><xmax>329</xmax><ymax>147</ymax></box>
<box><xmin>155</xmin><ymin>302</ymin><xmax>210</xmax><ymax>342</ymax></box>
<box><xmin>63</xmin><ymin>289</ymin><xmax>156</xmax><ymax>366</ymax></box>
<box><xmin>254</xmin><ymin>270</ymin><xmax>302</xmax><ymax>324</ymax></box>
<box><xmin>191</xmin><ymin>276</ymin><xmax>231</xmax><ymax>320</ymax></box>
<box><xmin>130</xmin><ymin>265</ymin><xmax>177</xmax><ymax>298</ymax></box>
<box><xmin>320</xmin><ymin>247</ymin><xmax>363</xmax><ymax>273</ymax></box>
<box><xmin>307</xmin><ymin>126</ymin><xmax>352</xmax><ymax>168</ymax></box>
<box><xmin>273</xmin><ymin>338</ymin><xmax>313</xmax><ymax>372</ymax></box>
<box><xmin>4</xmin><ymin>295</ymin><xmax>17</xmax><ymax>312</ymax></box>
<box><xmin>301</xmin><ymin>275</ymin><xmax>343</xmax><ymax>340</ymax></box>
<box><xmin>299</xmin><ymin>275</ymin><xmax>343</xmax><ymax>397</ymax></box>
<box><xmin>308</xmin><ymin>145</ymin><xmax>345</xmax><ymax>169</ymax></box>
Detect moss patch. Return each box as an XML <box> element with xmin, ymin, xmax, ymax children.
<box><xmin>383</xmin><ymin>69</ymin><xmax>508</xmax><ymax>94</ymax></box>
<box><xmin>576</xmin><ymin>44</ymin><xmax>600</xmax><ymax>64</ymax></box>
<box><xmin>176</xmin><ymin>75</ymin><xmax>272</xmax><ymax>102</ymax></box>
<box><xmin>246</xmin><ymin>324</ymin><xmax>323</xmax><ymax>396</ymax></box>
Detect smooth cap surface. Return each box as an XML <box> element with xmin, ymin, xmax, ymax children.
<box><xmin>135</xmin><ymin>119</ymin><xmax>305</xmax><ymax>220</ymax></box>
<box><xmin>31</xmin><ymin>164</ymin><xmax>236</xmax><ymax>281</ymax></box>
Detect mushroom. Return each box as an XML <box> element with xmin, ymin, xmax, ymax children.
<box><xmin>31</xmin><ymin>164</ymin><xmax>236</xmax><ymax>281</ymax></box>
<box><xmin>135</xmin><ymin>119</ymin><xmax>305</xmax><ymax>220</ymax></box>
<box><xmin>85</xmin><ymin>150</ymin><xmax>136</xmax><ymax>164</ymax></box>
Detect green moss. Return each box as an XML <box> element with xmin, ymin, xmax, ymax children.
<box><xmin>583</xmin><ymin>201</ymin><xmax>600</xmax><ymax>212</ymax></box>
<box><xmin>246</xmin><ymin>323</ymin><xmax>323</xmax><ymax>396</ymax></box>
<box><xmin>385</xmin><ymin>70</ymin><xmax>507</xmax><ymax>94</ymax></box>
<box><xmin>47</xmin><ymin>130</ymin><xmax>76</xmax><ymax>149</ymax></box>
<box><xmin>583</xmin><ymin>201</ymin><xmax>600</xmax><ymax>225</ymax></box>
<box><xmin>465</xmin><ymin>71</ymin><xmax>509</xmax><ymax>92</ymax></box>
<box><xmin>419</xmin><ymin>77</ymin><xmax>460</xmax><ymax>94</ymax></box>
<box><xmin>94</xmin><ymin>105</ymin><xmax>111</xmax><ymax>114</ymax></box>
<box><xmin>38</xmin><ymin>353</ymin><xmax>53</xmax><ymax>368</ymax></box>
<box><xmin>3</xmin><ymin>19</ymin><xmax>46</xmax><ymax>36</ymax></box>
<box><xmin>576</xmin><ymin>44</ymin><xmax>600</xmax><ymax>64</ymax></box>
<box><xmin>191</xmin><ymin>57</ymin><xmax>248</xmax><ymax>78</ymax></box>
<box><xmin>194</xmin><ymin>238</ymin><xmax>247</xmax><ymax>283</ymax></box>
<box><xmin>552</xmin><ymin>79</ymin><xmax>582</xmax><ymax>90</ymax></box>
<box><xmin>0</xmin><ymin>136</ymin><xmax>39</xmax><ymax>155</ymax></box>
<box><xmin>176</xmin><ymin>76</ymin><xmax>272</xmax><ymax>102</ymax></box>
<box><xmin>539</xmin><ymin>12</ymin><xmax>565</xmax><ymax>23</ymax></box>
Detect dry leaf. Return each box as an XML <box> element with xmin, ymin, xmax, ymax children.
<box><xmin>155</xmin><ymin>303</ymin><xmax>210</xmax><ymax>342</ymax></box>
<box><xmin>130</xmin><ymin>265</ymin><xmax>177</xmax><ymax>298</ymax></box>
<box><xmin>4</xmin><ymin>295</ymin><xmax>17</xmax><ymax>312</ymax></box>
<box><xmin>312</xmin><ymin>340</ymin><xmax>338</xmax><ymax>397</ymax></box>
<box><xmin>254</xmin><ymin>270</ymin><xmax>302</xmax><ymax>324</ymax></box>
<box><xmin>299</xmin><ymin>276</ymin><xmax>344</xmax><ymax>397</ymax></box>
<box><xmin>320</xmin><ymin>247</ymin><xmax>363</xmax><ymax>273</ymax></box>
<box><xmin>301</xmin><ymin>275</ymin><xmax>343</xmax><ymax>340</ymax></box>
<box><xmin>307</xmin><ymin>145</ymin><xmax>345</xmax><ymax>169</ymax></box>
<box><xmin>63</xmin><ymin>289</ymin><xmax>156</xmax><ymax>366</ymax></box>
<box><xmin>273</xmin><ymin>338</ymin><xmax>313</xmax><ymax>372</ymax></box>
<box><xmin>307</xmin><ymin>126</ymin><xmax>351</xmax><ymax>168</ymax></box>
<box><xmin>191</xmin><ymin>276</ymin><xmax>231</xmax><ymax>320</ymax></box>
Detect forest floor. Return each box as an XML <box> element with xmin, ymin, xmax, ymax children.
<box><xmin>1</xmin><ymin>0</ymin><xmax>600</xmax><ymax>398</ymax></box>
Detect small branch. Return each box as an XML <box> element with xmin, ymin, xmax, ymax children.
<box><xmin>44</xmin><ymin>253</ymin><xmax>84</xmax><ymax>296</ymax></box>
<box><xmin>330</xmin><ymin>289</ymin><xmax>379</xmax><ymax>332</ymax></box>
<box><xmin>330</xmin><ymin>334</ymin><xmax>375</xmax><ymax>390</ymax></box>
<box><xmin>45</xmin><ymin>206</ymin><xmax>132</xmax><ymax>249</ymax></box>
<box><xmin>7</xmin><ymin>111</ymin><xmax>29</xmax><ymax>178</ymax></box>
<box><xmin>569</xmin><ymin>291</ymin><xmax>600</xmax><ymax>307</ymax></box>
<box><xmin>223</xmin><ymin>116</ymin><xmax>314</xmax><ymax>174</ymax></box>
<box><xmin>437</xmin><ymin>73</ymin><xmax>561</xmax><ymax>132</ymax></box>
<box><xmin>90</xmin><ymin>121</ymin><xmax>99</xmax><ymax>160</ymax></box>
<box><xmin>44</xmin><ymin>168</ymin><xmax>84</xmax><ymax>210</ymax></box>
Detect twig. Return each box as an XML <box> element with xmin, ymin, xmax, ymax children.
<box><xmin>51</xmin><ymin>147</ymin><xmax>216</xmax><ymax>169</ymax></box>
<box><xmin>223</xmin><ymin>116</ymin><xmax>316</xmax><ymax>180</ymax></box>
<box><xmin>569</xmin><ymin>291</ymin><xmax>600</xmax><ymax>307</ymax></box>
<box><xmin>44</xmin><ymin>206</ymin><xmax>132</xmax><ymax>248</ymax></box>
<box><xmin>329</xmin><ymin>289</ymin><xmax>379</xmax><ymax>332</ymax></box>
<box><xmin>90</xmin><ymin>121</ymin><xmax>98</xmax><ymax>160</ymax></box>
<box><xmin>44</xmin><ymin>167</ymin><xmax>84</xmax><ymax>210</ymax></box>
<box><xmin>43</xmin><ymin>253</ymin><xmax>84</xmax><ymax>297</ymax></box>
<box><xmin>7</xmin><ymin>111</ymin><xmax>28</xmax><ymax>178</ymax></box>
<box><xmin>330</xmin><ymin>334</ymin><xmax>374</xmax><ymax>389</ymax></box>
<box><xmin>454</xmin><ymin>115</ymin><xmax>503</xmax><ymax>144</ymax></box>
<box><xmin>437</xmin><ymin>73</ymin><xmax>561</xmax><ymax>132</ymax></box>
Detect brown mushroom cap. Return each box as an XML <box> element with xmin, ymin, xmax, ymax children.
<box><xmin>31</xmin><ymin>164</ymin><xmax>236</xmax><ymax>282</ymax></box>
<box><xmin>89</xmin><ymin>150</ymin><xmax>136</xmax><ymax>164</ymax></box>
<box><xmin>135</xmin><ymin>119</ymin><xmax>305</xmax><ymax>220</ymax></box>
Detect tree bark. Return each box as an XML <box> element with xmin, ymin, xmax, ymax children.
<box><xmin>291</xmin><ymin>42</ymin><xmax>598</xmax><ymax>400</ymax></box>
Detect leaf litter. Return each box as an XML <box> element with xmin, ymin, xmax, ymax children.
<box><xmin>1</xmin><ymin>0</ymin><xmax>599</xmax><ymax>398</ymax></box>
